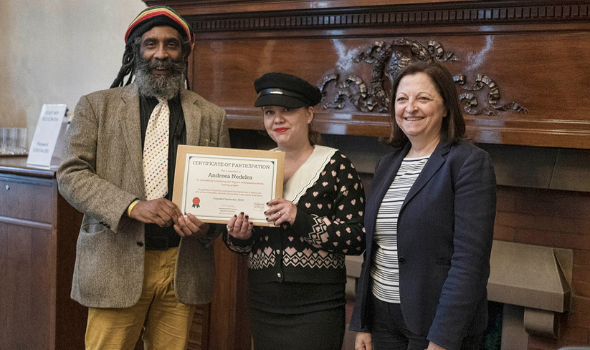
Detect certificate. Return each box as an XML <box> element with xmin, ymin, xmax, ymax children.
<box><xmin>173</xmin><ymin>145</ymin><xmax>285</xmax><ymax>226</ymax></box>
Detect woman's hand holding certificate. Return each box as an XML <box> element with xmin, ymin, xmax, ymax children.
<box><xmin>226</xmin><ymin>212</ymin><xmax>253</xmax><ymax>240</ymax></box>
<box><xmin>264</xmin><ymin>198</ymin><xmax>297</xmax><ymax>226</ymax></box>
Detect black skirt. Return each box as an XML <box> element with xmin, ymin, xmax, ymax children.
<box><xmin>251</xmin><ymin>306</ymin><xmax>345</xmax><ymax>350</ymax></box>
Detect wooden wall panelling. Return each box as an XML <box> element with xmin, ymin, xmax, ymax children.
<box><xmin>54</xmin><ymin>194</ymin><xmax>86</xmax><ymax>349</ymax></box>
<box><xmin>189</xmin><ymin>28</ymin><xmax>590</xmax><ymax>148</ymax></box>
<box><xmin>0</xmin><ymin>173</ymin><xmax>56</xmax><ymax>350</ymax></box>
<box><xmin>172</xmin><ymin>0</ymin><xmax>590</xmax><ymax>149</ymax></box>
<box><xmin>0</xmin><ymin>164</ymin><xmax>86</xmax><ymax>350</ymax></box>
<box><xmin>187</xmin><ymin>304</ymin><xmax>210</xmax><ymax>350</ymax></box>
<box><xmin>204</xmin><ymin>239</ymin><xmax>251</xmax><ymax>350</ymax></box>
<box><xmin>0</xmin><ymin>221</ymin><xmax>53</xmax><ymax>349</ymax></box>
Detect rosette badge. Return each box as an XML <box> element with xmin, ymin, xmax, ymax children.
<box><xmin>192</xmin><ymin>197</ymin><xmax>201</xmax><ymax>208</ymax></box>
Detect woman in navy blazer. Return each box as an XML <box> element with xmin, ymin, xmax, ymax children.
<box><xmin>350</xmin><ymin>61</ymin><xmax>496</xmax><ymax>350</ymax></box>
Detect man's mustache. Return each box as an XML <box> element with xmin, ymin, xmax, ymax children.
<box><xmin>148</xmin><ymin>59</ymin><xmax>171</xmax><ymax>70</ymax></box>
<box><xmin>147</xmin><ymin>58</ymin><xmax>184</xmax><ymax>72</ymax></box>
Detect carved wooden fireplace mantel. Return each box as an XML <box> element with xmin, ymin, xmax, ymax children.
<box><xmin>148</xmin><ymin>0</ymin><xmax>590</xmax><ymax>149</ymax></box>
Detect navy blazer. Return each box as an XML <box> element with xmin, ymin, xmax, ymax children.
<box><xmin>349</xmin><ymin>140</ymin><xmax>496</xmax><ymax>350</ymax></box>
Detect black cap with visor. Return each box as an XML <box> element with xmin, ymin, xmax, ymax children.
<box><xmin>254</xmin><ymin>72</ymin><xmax>322</xmax><ymax>108</ymax></box>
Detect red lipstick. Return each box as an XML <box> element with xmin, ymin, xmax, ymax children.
<box><xmin>274</xmin><ymin>128</ymin><xmax>288</xmax><ymax>133</ymax></box>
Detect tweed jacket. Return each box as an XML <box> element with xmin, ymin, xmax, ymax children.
<box><xmin>57</xmin><ymin>84</ymin><xmax>230</xmax><ymax>308</ymax></box>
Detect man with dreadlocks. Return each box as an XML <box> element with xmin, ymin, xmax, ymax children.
<box><xmin>57</xmin><ymin>6</ymin><xmax>229</xmax><ymax>350</ymax></box>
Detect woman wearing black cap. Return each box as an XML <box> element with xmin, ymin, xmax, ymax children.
<box><xmin>223</xmin><ymin>72</ymin><xmax>367</xmax><ymax>350</ymax></box>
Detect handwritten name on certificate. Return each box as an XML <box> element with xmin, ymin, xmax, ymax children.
<box><xmin>173</xmin><ymin>146</ymin><xmax>285</xmax><ymax>226</ymax></box>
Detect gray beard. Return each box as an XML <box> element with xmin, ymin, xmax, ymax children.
<box><xmin>134</xmin><ymin>57</ymin><xmax>186</xmax><ymax>100</ymax></box>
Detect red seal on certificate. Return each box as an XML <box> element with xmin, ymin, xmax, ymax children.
<box><xmin>192</xmin><ymin>197</ymin><xmax>200</xmax><ymax>208</ymax></box>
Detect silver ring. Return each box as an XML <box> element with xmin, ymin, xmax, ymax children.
<box><xmin>278</xmin><ymin>211</ymin><xmax>282</xmax><ymax>217</ymax></box>
<box><xmin>226</xmin><ymin>224</ymin><xmax>232</xmax><ymax>232</ymax></box>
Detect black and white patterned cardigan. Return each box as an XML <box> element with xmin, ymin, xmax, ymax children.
<box><xmin>224</xmin><ymin>147</ymin><xmax>366</xmax><ymax>285</ymax></box>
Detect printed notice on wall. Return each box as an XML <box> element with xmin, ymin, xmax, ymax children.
<box><xmin>27</xmin><ymin>104</ymin><xmax>68</xmax><ymax>168</ymax></box>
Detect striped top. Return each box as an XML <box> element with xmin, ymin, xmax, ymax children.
<box><xmin>371</xmin><ymin>156</ymin><xmax>429</xmax><ymax>304</ymax></box>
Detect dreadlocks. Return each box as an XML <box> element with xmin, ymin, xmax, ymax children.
<box><xmin>110</xmin><ymin>44</ymin><xmax>135</xmax><ymax>88</ymax></box>
<box><xmin>110</xmin><ymin>35</ymin><xmax>192</xmax><ymax>90</ymax></box>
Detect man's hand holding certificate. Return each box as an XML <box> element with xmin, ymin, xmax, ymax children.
<box><xmin>173</xmin><ymin>145</ymin><xmax>285</xmax><ymax>226</ymax></box>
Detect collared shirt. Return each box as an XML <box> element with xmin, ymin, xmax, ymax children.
<box><xmin>139</xmin><ymin>94</ymin><xmax>186</xmax><ymax>249</ymax></box>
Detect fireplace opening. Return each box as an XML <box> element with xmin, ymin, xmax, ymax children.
<box><xmin>484</xmin><ymin>301</ymin><xmax>504</xmax><ymax>350</ymax></box>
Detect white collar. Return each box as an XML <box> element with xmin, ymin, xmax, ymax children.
<box><xmin>283</xmin><ymin>145</ymin><xmax>337</xmax><ymax>203</ymax></box>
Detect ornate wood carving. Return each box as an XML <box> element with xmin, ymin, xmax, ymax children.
<box><xmin>318</xmin><ymin>39</ymin><xmax>527</xmax><ymax>117</ymax></box>
<box><xmin>455</xmin><ymin>74</ymin><xmax>528</xmax><ymax>116</ymax></box>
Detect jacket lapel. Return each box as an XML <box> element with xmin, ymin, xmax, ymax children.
<box><xmin>400</xmin><ymin>140</ymin><xmax>451</xmax><ymax>213</ymax></box>
<box><xmin>120</xmin><ymin>84</ymin><xmax>145</xmax><ymax>197</ymax></box>
<box><xmin>372</xmin><ymin>143</ymin><xmax>410</xmax><ymax>213</ymax></box>
<box><xmin>180</xmin><ymin>89</ymin><xmax>202</xmax><ymax>146</ymax></box>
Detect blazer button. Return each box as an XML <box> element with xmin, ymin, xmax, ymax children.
<box><xmin>137</xmin><ymin>241</ymin><xmax>144</xmax><ymax>247</ymax></box>
<box><xmin>398</xmin><ymin>257</ymin><xmax>406</xmax><ymax>264</ymax></box>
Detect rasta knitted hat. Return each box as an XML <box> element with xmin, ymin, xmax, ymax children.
<box><xmin>124</xmin><ymin>6</ymin><xmax>194</xmax><ymax>51</ymax></box>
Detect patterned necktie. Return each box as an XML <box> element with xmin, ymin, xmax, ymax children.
<box><xmin>143</xmin><ymin>98</ymin><xmax>170</xmax><ymax>200</ymax></box>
